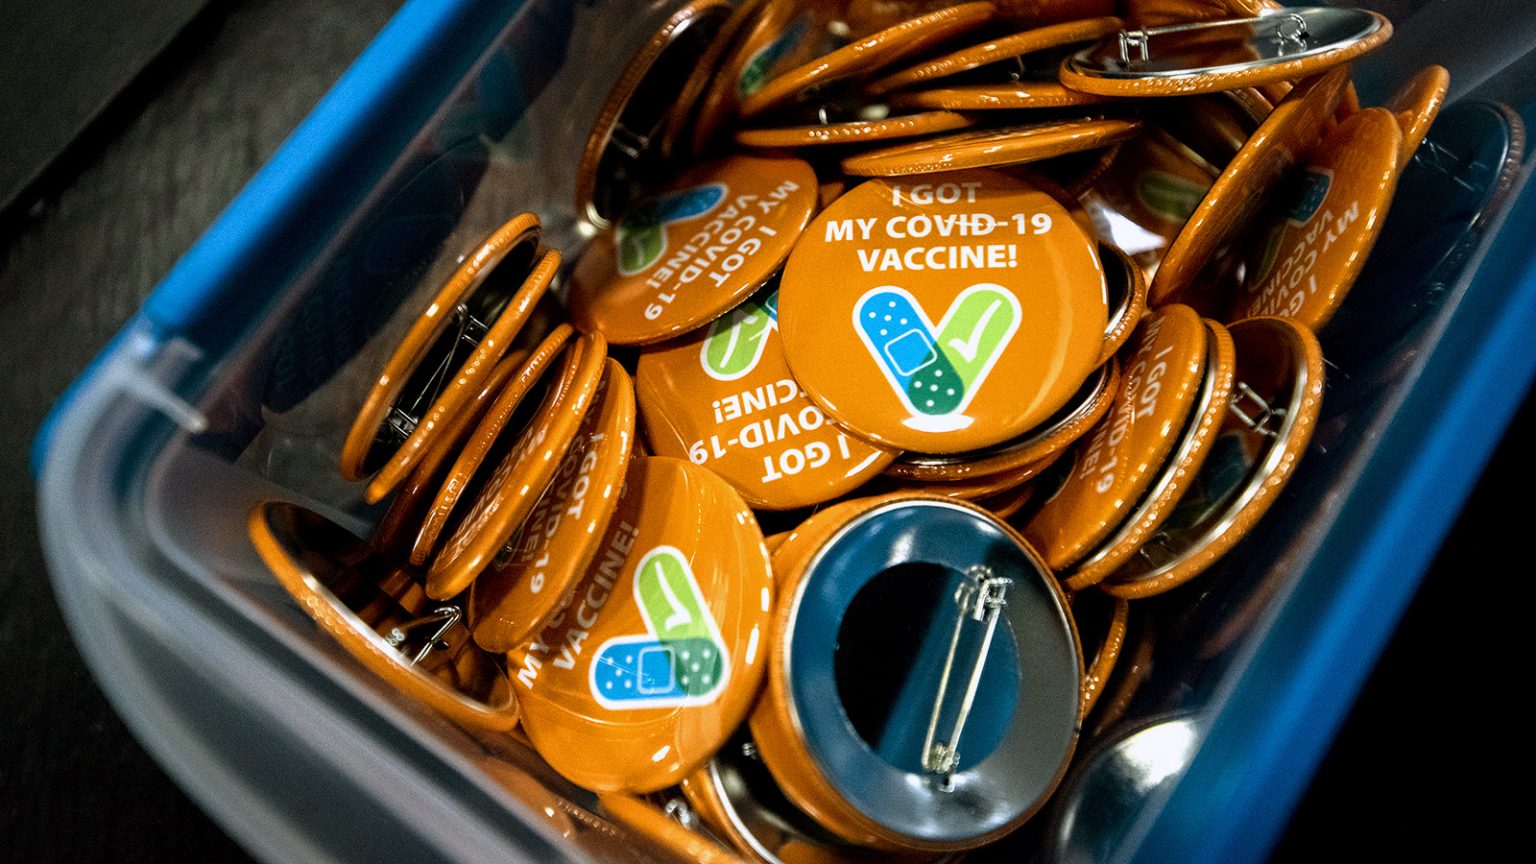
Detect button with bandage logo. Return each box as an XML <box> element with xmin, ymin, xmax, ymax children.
<box><xmin>779</xmin><ymin>167</ymin><xmax>1107</xmax><ymax>454</ymax></box>
<box><xmin>512</xmin><ymin>456</ymin><xmax>773</xmax><ymax>793</ymax></box>
<box><xmin>569</xmin><ymin>155</ymin><xmax>818</xmax><ymax>347</ymax></box>
<box><xmin>636</xmin><ymin>283</ymin><xmax>899</xmax><ymax>510</ymax></box>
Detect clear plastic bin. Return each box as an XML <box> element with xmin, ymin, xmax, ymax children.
<box><xmin>35</xmin><ymin>2</ymin><xmax>1536</xmax><ymax>862</ymax></box>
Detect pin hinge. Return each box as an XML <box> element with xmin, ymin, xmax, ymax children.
<box><xmin>384</xmin><ymin>605</ymin><xmax>463</xmax><ymax>666</ymax></box>
<box><xmin>1229</xmin><ymin>382</ymin><xmax>1284</xmax><ymax>437</ymax></box>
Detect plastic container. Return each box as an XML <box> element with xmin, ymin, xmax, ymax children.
<box><xmin>34</xmin><ymin>2</ymin><xmax>1536</xmax><ymax>862</ymax></box>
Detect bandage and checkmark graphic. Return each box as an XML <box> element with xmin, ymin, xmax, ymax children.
<box><xmin>615</xmin><ymin>183</ymin><xmax>728</xmax><ymax>275</ymax></box>
<box><xmin>854</xmin><ymin>284</ymin><xmax>1022</xmax><ymax>432</ymax></box>
<box><xmin>589</xmin><ymin>545</ymin><xmax>730</xmax><ymax>709</ymax></box>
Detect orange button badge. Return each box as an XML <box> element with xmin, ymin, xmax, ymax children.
<box><xmin>1386</xmin><ymin>64</ymin><xmax>1450</xmax><ymax>166</ymax></box>
<box><xmin>841</xmin><ymin>117</ymin><xmax>1144</xmax><ymax>177</ymax></box>
<box><xmin>1062</xmin><ymin>317</ymin><xmax>1235</xmax><ymax>590</ymax></box>
<box><xmin>1023</xmin><ymin>305</ymin><xmax>1210</xmax><ymax>570</ymax></box>
<box><xmin>470</xmin><ymin>360</ymin><xmax>637</xmax><ymax>653</ymax></box>
<box><xmin>636</xmin><ymin>285</ymin><xmax>899</xmax><ymax>510</ymax></box>
<box><xmin>512</xmin><ymin>456</ymin><xmax>773</xmax><ymax>793</ymax></box>
<box><xmin>749</xmin><ymin>493</ymin><xmax>1080</xmax><ymax>851</ymax></box>
<box><xmin>689</xmin><ymin>0</ymin><xmax>828</xmax><ymax>155</ymax></box>
<box><xmin>864</xmin><ymin>16</ymin><xmax>1125</xmax><ymax>97</ymax></box>
<box><xmin>1150</xmin><ymin>65</ymin><xmax>1351</xmax><ymax>307</ymax></box>
<box><xmin>575</xmin><ymin>0</ymin><xmax>735</xmax><ymax>226</ymax></box>
<box><xmin>340</xmin><ymin>213</ymin><xmax>548</xmax><ymax>495</ymax></box>
<box><xmin>779</xmin><ymin>168</ymin><xmax>1108</xmax><ymax>453</ymax></box>
<box><xmin>1102</xmin><ymin>316</ymin><xmax>1324</xmax><ymax>598</ymax></box>
<box><xmin>1060</xmin><ymin>7</ymin><xmax>1391</xmax><ymax>98</ymax></box>
<box><xmin>427</xmin><ymin>331</ymin><xmax>609</xmax><ymax>600</ymax></box>
<box><xmin>569</xmin><ymin>155</ymin><xmax>818</xmax><ymax>346</ymax></box>
<box><xmin>739</xmin><ymin>2</ymin><xmax>998</xmax><ymax>119</ymax></box>
<box><xmin>892</xmin><ymin>80</ymin><xmax>1112</xmax><ymax>111</ymax></box>
<box><xmin>1232</xmin><ymin>108</ymin><xmax>1405</xmax><ymax>330</ymax></box>
<box><xmin>737</xmin><ymin>109</ymin><xmax>975</xmax><ymax>150</ymax></box>
<box><xmin>248</xmin><ymin>502</ymin><xmax>519</xmax><ymax>732</ymax></box>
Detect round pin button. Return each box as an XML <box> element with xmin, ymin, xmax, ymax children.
<box><xmin>779</xmin><ymin>167</ymin><xmax>1108</xmax><ymax>453</ymax></box>
<box><xmin>340</xmin><ymin>213</ymin><xmax>547</xmax><ymax>493</ymax></box>
<box><xmin>568</xmin><ymin>154</ymin><xmax>818</xmax><ymax>347</ymax></box>
<box><xmin>470</xmin><ymin>359</ymin><xmax>637</xmax><ymax>652</ymax></box>
<box><xmin>737</xmin><ymin>109</ymin><xmax>975</xmax><ymax>150</ymax></box>
<box><xmin>689</xmin><ymin>0</ymin><xmax>827</xmax><ymax>156</ymax></box>
<box><xmin>408</xmin><ymin>323</ymin><xmax>574</xmax><ymax>567</ymax></box>
<box><xmin>750</xmin><ymin>493</ymin><xmax>1080</xmax><ymax>851</ymax></box>
<box><xmin>636</xmin><ymin>285</ymin><xmax>899</xmax><ymax>510</ymax></box>
<box><xmin>864</xmin><ymin>16</ymin><xmax>1125</xmax><ymax>97</ymax></box>
<box><xmin>1060</xmin><ymin>7</ymin><xmax>1392</xmax><ymax>98</ymax></box>
<box><xmin>739</xmin><ymin>2</ymin><xmax>998</xmax><ymax>119</ymax></box>
<box><xmin>891</xmin><ymin>81</ymin><xmax>1112</xmax><ymax>111</ymax></box>
<box><xmin>512</xmin><ymin>455</ymin><xmax>774</xmax><ymax>794</ymax></box>
<box><xmin>1233</xmin><ymin>107</ymin><xmax>1405</xmax><ymax>330</ymax></box>
<box><xmin>575</xmin><ymin>0</ymin><xmax>736</xmax><ymax>226</ymax></box>
<box><xmin>1024</xmin><ymin>305</ymin><xmax>1210</xmax><ymax>570</ymax></box>
<box><xmin>427</xmin><ymin>331</ymin><xmax>609</xmax><ymax>600</ymax></box>
<box><xmin>841</xmin><ymin>117</ymin><xmax>1144</xmax><ymax>177</ymax></box>
<box><xmin>248</xmin><ymin>501</ymin><xmax>519</xmax><ymax>732</ymax></box>
<box><xmin>1063</xmin><ymin>318</ymin><xmax>1236</xmax><ymax>590</ymax></box>
<box><xmin>1102</xmin><ymin>315</ymin><xmax>1324</xmax><ymax>598</ymax></box>
<box><xmin>1385</xmin><ymin>64</ymin><xmax>1450</xmax><ymax>166</ymax></box>
<box><xmin>1150</xmin><ymin>65</ymin><xmax>1351</xmax><ymax>307</ymax></box>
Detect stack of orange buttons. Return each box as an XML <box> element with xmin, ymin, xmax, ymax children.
<box><xmin>239</xmin><ymin>2</ymin><xmax>1450</xmax><ymax>860</ymax></box>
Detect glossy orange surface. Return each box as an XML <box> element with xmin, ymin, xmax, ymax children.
<box><xmin>739</xmin><ymin>2</ymin><xmax>998</xmax><ymax>118</ymax></box>
<box><xmin>511</xmin><ymin>456</ymin><xmax>773</xmax><ymax>793</ymax></box>
<box><xmin>892</xmin><ymin>81</ymin><xmax>1113</xmax><ymax>111</ymax></box>
<box><xmin>737</xmin><ymin>110</ymin><xmax>974</xmax><ymax>149</ymax></box>
<box><xmin>1102</xmin><ymin>316</ymin><xmax>1324</xmax><ymax>598</ymax></box>
<box><xmin>470</xmin><ymin>360</ymin><xmax>637</xmax><ymax>652</ymax></box>
<box><xmin>1150</xmin><ymin>66</ymin><xmax>1350</xmax><ymax>307</ymax></box>
<box><xmin>569</xmin><ymin>155</ymin><xmax>818</xmax><ymax>346</ymax></box>
<box><xmin>407</xmin><ymin>324</ymin><xmax>573</xmax><ymax>566</ymax></box>
<box><xmin>866</xmin><ymin>16</ymin><xmax>1123</xmax><ymax>96</ymax></box>
<box><xmin>1060</xmin><ymin>11</ymin><xmax>1391</xmax><ymax>97</ymax></box>
<box><xmin>1386</xmin><ymin>64</ymin><xmax>1449</xmax><ymax>166</ymax></box>
<box><xmin>1233</xmin><ymin>108</ymin><xmax>1404</xmax><ymax>329</ymax></box>
<box><xmin>1025</xmin><ymin>305</ymin><xmax>1209</xmax><ymax>569</ymax></box>
<box><xmin>1064</xmin><ymin>318</ymin><xmax>1236</xmax><ymax>590</ymax></box>
<box><xmin>248</xmin><ymin>502</ymin><xmax>519</xmax><ymax>732</ymax></box>
<box><xmin>636</xmin><ymin>287</ymin><xmax>898</xmax><ymax>510</ymax></box>
<box><xmin>779</xmin><ymin>168</ymin><xmax>1107</xmax><ymax>453</ymax></box>
<box><xmin>340</xmin><ymin>213</ymin><xmax>544</xmax><ymax>487</ymax></box>
<box><xmin>841</xmin><ymin>117</ymin><xmax>1144</xmax><ymax>177</ymax></box>
<box><xmin>427</xmin><ymin>332</ymin><xmax>608</xmax><ymax>599</ymax></box>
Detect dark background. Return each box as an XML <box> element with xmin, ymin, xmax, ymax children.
<box><xmin>0</xmin><ymin>0</ymin><xmax>1523</xmax><ymax>860</ymax></box>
